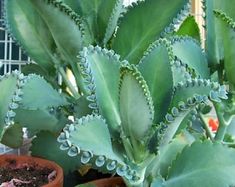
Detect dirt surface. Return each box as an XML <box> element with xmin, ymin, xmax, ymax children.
<box><xmin>0</xmin><ymin>159</ymin><xmax>56</xmax><ymax>187</ymax></box>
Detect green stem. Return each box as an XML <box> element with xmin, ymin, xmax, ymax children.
<box><xmin>120</xmin><ymin>133</ymin><xmax>135</xmax><ymax>162</ymax></box>
<box><xmin>58</xmin><ymin>67</ymin><xmax>80</xmax><ymax>99</ymax></box>
<box><xmin>214</xmin><ymin>102</ymin><xmax>227</xmax><ymax>141</ymax></box>
<box><xmin>218</xmin><ymin>60</ymin><xmax>224</xmax><ymax>84</ymax></box>
<box><xmin>70</xmin><ymin>63</ymin><xmax>88</xmax><ymax>95</ymax></box>
<box><xmin>198</xmin><ymin>113</ymin><xmax>214</xmax><ymax>141</ymax></box>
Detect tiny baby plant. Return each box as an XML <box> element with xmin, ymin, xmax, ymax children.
<box><xmin>1</xmin><ymin>0</ymin><xmax>235</xmax><ymax>187</ymax></box>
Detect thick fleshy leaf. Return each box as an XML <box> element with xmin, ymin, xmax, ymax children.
<box><xmin>176</xmin><ymin>16</ymin><xmax>200</xmax><ymax>42</ymax></box>
<box><xmin>57</xmin><ymin>115</ymin><xmax>138</xmax><ymax>180</ymax></box>
<box><xmin>103</xmin><ymin>0</ymin><xmax>125</xmax><ymax>45</ymax></box>
<box><xmin>159</xmin><ymin>141</ymin><xmax>235</xmax><ymax>187</ymax></box>
<box><xmin>4</xmin><ymin>0</ymin><xmax>56</xmax><ymax>72</ymax></box>
<box><xmin>79</xmin><ymin>46</ymin><xmax>121</xmax><ymax>137</ymax></box>
<box><xmin>31</xmin><ymin>131</ymin><xmax>82</xmax><ymax>174</ymax></box>
<box><xmin>213</xmin><ymin>11</ymin><xmax>235</xmax><ymax>90</ymax></box>
<box><xmin>0</xmin><ymin>124</ymin><xmax>23</xmax><ymax>148</ymax></box>
<box><xmin>20</xmin><ymin>74</ymin><xmax>68</xmax><ymax>110</ymax></box>
<box><xmin>120</xmin><ymin>66</ymin><xmax>154</xmax><ymax>140</ymax></box>
<box><xmin>170</xmin><ymin>36</ymin><xmax>209</xmax><ymax>78</ymax></box>
<box><xmin>112</xmin><ymin>0</ymin><xmax>189</xmax><ymax>64</ymax></box>
<box><xmin>0</xmin><ymin>72</ymin><xmax>22</xmax><ymax>139</ymax></box>
<box><xmin>31</xmin><ymin>0</ymin><xmax>83</xmax><ymax>64</ymax></box>
<box><xmin>171</xmin><ymin>58</ymin><xmax>193</xmax><ymax>86</ymax></box>
<box><xmin>73</xmin><ymin>96</ymin><xmax>92</xmax><ymax>119</ymax></box>
<box><xmin>30</xmin><ymin>0</ymin><xmax>86</xmax><ymax>92</ymax></box>
<box><xmin>62</xmin><ymin>0</ymin><xmax>118</xmax><ymax>45</ymax></box>
<box><xmin>204</xmin><ymin>0</ymin><xmax>235</xmax><ymax>66</ymax></box>
<box><xmin>138</xmin><ymin>39</ymin><xmax>173</xmax><ymax>123</ymax></box>
<box><xmin>148</xmin><ymin>132</ymin><xmax>194</xmax><ymax>179</ymax></box>
<box><xmin>14</xmin><ymin>108</ymin><xmax>68</xmax><ymax>137</ymax></box>
<box><xmin>149</xmin><ymin>79</ymin><xmax>228</xmax><ymax>149</ymax></box>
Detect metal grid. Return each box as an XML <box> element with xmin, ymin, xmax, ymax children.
<box><xmin>0</xmin><ymin>1</ymin><xmax>31</xmax><ymax>76</ymax></box>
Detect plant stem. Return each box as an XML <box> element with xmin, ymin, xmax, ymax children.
<box><xmin>120</xmin><ymin>132</ymin><xmax>135</xmax><ymax>162</ymax></box>
<box><xmin>71</xmin><ymin>63</ymin><xmax>88</xmax><ymax>95</ymax></box>
<box><xmin>214</xmin><ymin>102</ymin><xmax>227</xmax><ymax>142</ymax></box>
<box><xmin>58</xmin><ymin>67</ymin><xmax>80</xmax><ymax>99</ymax></box>
<box><xmin>218</xmin><ymin>60</ymin><xmax>224</xmax><ymax>84</ymax></box>
<box><xmin>198</xmin><ymin>113</ymin><xmax>214</xmax><ymax>141</ymax></box>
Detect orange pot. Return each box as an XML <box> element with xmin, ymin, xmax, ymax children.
<box><xmin>0</xmin><ymin>154</ymin><xmax>63</xmax><ymax>187</ymax></box>
<box><xmin>88</xmin><ymin>177</ymin><xmax>125</xmax><ymax>187</ymax></box>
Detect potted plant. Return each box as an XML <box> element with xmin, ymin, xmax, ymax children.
<box><xmin>1</xmin><ymin>0</ymin><xmax>235</xmax><ymax>187</ymax></box>
<box><xmin>0</xmin><ymin>154</ymin><xmax>63</xmax><ymax>187</ymax></box>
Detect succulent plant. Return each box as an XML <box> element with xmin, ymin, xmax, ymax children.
<box><xmin>1</xmin><ymin>0</ymin><xmax>235</xmax><ymax>186</ymax></box>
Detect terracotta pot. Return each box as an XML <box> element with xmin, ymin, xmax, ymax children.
<box><xmin>0</xmin><ymin>154</ymin><xmax>63</xmax><ymax>187</ymax></box>
<box><xmin>89</xmin><ymin>177</ymin><xmax>125</xmax><ymax>187</ymax></box>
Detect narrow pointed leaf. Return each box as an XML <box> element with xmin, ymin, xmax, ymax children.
<box><xmin>176</xmin><ymin>16</ymin><xmax>201</xmax><ymax>42</ymax></box>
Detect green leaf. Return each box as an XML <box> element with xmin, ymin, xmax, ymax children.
<box><xmin>170</xmin><ymin>36</ymin><xmax>209</xmax><ymax>78</ymax></box>
<box><xmin>171</xmin><ymin>58</ymin><xmax>193</xmax><ymax>86</ymax></box>
<box><xmin>79</xmin><ymin>46</ymin><xmax>121</xmax><ymax>137</ymax></box>
<box><xmin>176</xmin><ymin>16</ymin><xmax>201</xmax><ymax>42</ymax></box>
<box><xmin>31</xmin><ymin>131</ymin><xmax>82</xmax><ymax>174</ymax></box>
<box><xmin>213</xmin><ymin>11</ymin><xmax>235</xmax><ymax>90</ymax></box>
<box><xmin>0</xmin><ymin>72</ymin><xmax>19</xmax><ymax>139</ymax></box>
<box><xmin>60</xmin><ymin>115</ymin><xmax>116</xmax><ymax>158</ymax></box>
<box><xmin>20</xmin><ymin>74</ymin><xmax>68</xmax><ymax>110</ymax></box>
<box><xmin>112</xmin><ymin>0</ymin><xmax>189</xmax><ymax>64</ymax></box>
<box><xmin>0</xmin><ymin>123</ymin><xmax>23</xmax><ymax>148</ymax></box>
<box><xmin>204</xmin><ymin>0</ymin><xmax>235</xmax><ymax>66</ymax></box>
<box><xmin>161</xmin><ymin>141</ymin><xmax>235</xmax><ymax>187</ymax></box>
<box><xmin>150</xmin><ymin>79</ymin><xmax>227</xmax><ymax>148</ymax></box>
<box><xmin>14</xmin><ymin>108</ymin><xmax>68</xmax><ymax>136</ymax></box>
<box><xmin>4</xmin><ymin>0</ymin><xmax>56</xmax><ymax>72</ymax></box>
<box><xmin>73</xmin><ymin>96</ymin><xmax>92</xmax><ymax>119</ymax></box>
<box><xmin>30</xmin><ymin>0</ymin><xmax>83</xmax><ymax>64</ymax></box>
<box><xmin>103</xmin><ymin>0</ymin><xmax>125</xmax><ymax>45</ymax></box>
<box><xmin>120</xmin><ymin>66</ymin><xmax>154</xmax><ymax>141</ymax></box>
<box><xmin>148</xmin><ymin>132</ymin><xmax>194</xmax><ymax>179</ymax></box>
<box><xmin>62</xmin><ymin>0</ymin><xmax>118</xmax><ymax>45</ymax></box>
<box><xmin>138</xmin><ymin>39</ymin><xmax>173</xmax><ymax>123</ymax></box>
<box><xmin>21</xmin><ymin>64</ymin><xmax>60</xmax><ymax>90</ymax></box>
<box><xmin>57</xmin><ymin>115</ymin><xmax>137</xmax><ymax>179</ymax></box>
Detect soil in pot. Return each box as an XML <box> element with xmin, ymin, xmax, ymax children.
<box><xmin>0</xmin><ymin>158</ymin><xmax>56</xmax><ymax>187</ymax></box>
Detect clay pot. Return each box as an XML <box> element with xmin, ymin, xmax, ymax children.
<box><xmin>88</xmin><ymin>177</ymin><xmax>125</xmax><ymax>187</ymax></box>
<box><xmin>0</xmin><ymin>154</ymin><xmax>63</xmax><ymax>187</ymax></box>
